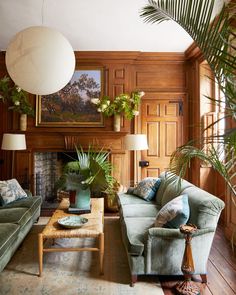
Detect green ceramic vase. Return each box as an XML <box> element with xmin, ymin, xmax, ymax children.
<box><xmin>75</xmin><ymin>185</ymin><xmax>91</xmax><ymax>209</ymax></box>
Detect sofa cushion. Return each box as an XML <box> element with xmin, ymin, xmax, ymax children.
<box><xmin>155</xmin><ymin>172</ymin><xmax>193</xmax><ymax>207</ymax></box>
<box><xmin>155</xmin><ymin>194</ymin><xmax>190</xmax><ymax>228</ymax></box>
<box><xmin>0</xmin><ymin>179</ymin><xmax>27</xmax><ymax>205</ymax></box>
<box><xmin>118</xmin><ymin>193</ymin><xmax>155</xmax><ymax>206</ymax></box>
<box><xmin>122</xmin><ymin>204</ymin><xmax>159</xmax><ymax>218</ymax></box>
<box><xmin>160</xmin><ymin>176</ymin><xmax>193</xmax><ymax>207</ymax></box>
<box><xmin>0</xmin><ymin>207</ymin><xmax>32</xmax><ymax>227</ymax></box>
<box><xmin>0</xmin><ymin>196</ymin><xmax>42</xmax><ymax>215</ymax></box>
<box><xmin>0</xmin><ymin>223</ymin><xmax>20</xmax><ymax>257</ymax></box>
<box><xmin>132</xmin><ymin>177</ymin><xmax>161</xmax><ymax>201</ymax></box>
<box><xmin>121</xmin><ymin>217</ymin><xmax>155</xmax><ymax>256</ymax></box>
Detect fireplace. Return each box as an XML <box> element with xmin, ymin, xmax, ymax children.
<box><xmin>34</xmin><ymin>151</ymin><xmax>77</xmax><ymax>209</ymax></box>
<box><xmin>33</xmin><ymin>150</ymin><xmax>110</xmax><ymax>211</ymax></box>
<box><xmin>17</xmin><ymin>133</ymin><xmax>127</xmax><ymax>214</ymax></box>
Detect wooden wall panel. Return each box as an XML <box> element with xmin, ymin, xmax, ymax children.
<box><xmin>185</xmin><ymin>45</ymin><xmax>228</xmax><ymax>229</ymax></box>
<box><xmin>0</xmin><ymin>51</ymin><xmax>187</xmax><ymax>192</ymax></box>
<box><xmin>111</xmin><ymin>153</ymin><xmax>129</xmax><ymax>187</ymax></box>
<box><xmin>114</xmin><ymin>69</ymin><xmax>125</xmax><ymax>79</ymax></box>
<box><xmin>135</xmin><ymin>64</ymin><xmax>185</xmax><ymax>91</ymax></box>
<box><xmin>14</xmin><ymin>150</ymin><xmax>32</xmax><ymax>188</ymax></box>
<box><xmin>113</xmin><ymin>84</ymin><xmax>124</xmax><ymax>96</ymax></box>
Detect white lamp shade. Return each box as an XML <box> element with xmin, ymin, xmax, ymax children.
<box><xmin>5</xmin><ymin>26</ymin><xmax>75</xmax><ymax>95</ymax></box>
<box><xmin>1</xmin><ymin>134</ymin><xmax>26</xmax><ymax>150</ymax></box>
<box><xmin>124</xmin><ymin>134</ymin><xmax>148</xmax><ymax>151</ymax></box>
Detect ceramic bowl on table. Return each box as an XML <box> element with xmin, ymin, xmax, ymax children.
<box><xmin>57</xmin><ymin>216</ymin><xmax>88</xmax><ymax>228</ymax></box>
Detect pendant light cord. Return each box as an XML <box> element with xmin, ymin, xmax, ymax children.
<box><xmin>41</xmin><ymin>0</ymin><xmax>45</xmax><ymax>25</ymax></box>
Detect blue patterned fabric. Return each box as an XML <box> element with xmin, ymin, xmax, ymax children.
<box><xmin>132</xmin><ymin>177</ymin><xmax>161</xmax><ymax>201</ymax></box>
<box><xmin>155</xmin><ymin>194</ymin><xmax>190</xmax><ymax>228</ymax></box>
<box><xmin>0</xmin><ymin>179</ymin><xmax>27</xmax><ymax>206</ymax></box>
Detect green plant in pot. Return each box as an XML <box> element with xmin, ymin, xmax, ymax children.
<box><xmin>0</xmin><ymin>76</ymin><xmax>34</xmax><ymax>131</ymax></box>
<box><xmin>0</xmin><ymin>76</ymin><xmax>34</xmax><ymax>115</ymax></box>
<box><xmin>56</xmin><ymin>145</ymin><xmax>115</xmax><ymax>210</ymax></box>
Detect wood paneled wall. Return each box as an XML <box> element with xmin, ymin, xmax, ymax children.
<box><xmin>0</xmin><ymin>51</ymin><xmax>187</xmax><ymax>191</ymax></box>
<box><xmin>133</xmin><ymin>53</ymin><xmax>187</xmax><ymax>179</ymax></box>
<box><xmin>185</xmin><ymin>44</ymin><xmax>227</xmax><ymax>225</ymax></box>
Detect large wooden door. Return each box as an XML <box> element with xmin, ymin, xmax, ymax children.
<box><xmin>140</xmin><ymin>93</ymin><xmax>186</xmax><ymax>178</ymax></box>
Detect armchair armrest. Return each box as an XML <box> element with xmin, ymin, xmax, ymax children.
<box><xmin>148</xmin><ymin>227</ymin><xmax>215</xmax><ymax>239</ymax></box>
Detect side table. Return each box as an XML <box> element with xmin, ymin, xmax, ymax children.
<box><xmin>176</xmin><ymin>224</ymin><xmax>200</xmax><ymax>295</ymax></box>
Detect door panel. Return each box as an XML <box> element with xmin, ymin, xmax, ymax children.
<box><xmin>141</xmin><ymin>96</ymin><xmax>185</xmax><ymax>178</ymax></box>
<box><xmin>165</xmin><ymin>122</ymin><xmax>178</xmax><ymax>156</ymax></box>
<box><xmin>147</xmin><ymin>122</ymin><xmax>160</xmax><ymax>157</ymax></box>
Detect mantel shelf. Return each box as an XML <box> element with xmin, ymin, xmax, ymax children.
<box><xmin>11</xmin><ymin>131</ymin><xmax>129</xmax><ymax>136</ymax></box>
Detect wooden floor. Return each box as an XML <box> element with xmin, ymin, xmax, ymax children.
<box><xmin>160</xmin><ymin>226</ymin><xmax>236</xmax><ymax>295</ymax></box>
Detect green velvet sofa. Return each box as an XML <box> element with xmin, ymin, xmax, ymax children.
<box><xmin>117</xmin><ymin>172</ymin><xmax>225</xmax><ymax>286</ymax></box>
<box><xmin>0</xmin><ymin>192</ymin><xmax>42</xmax><ymax>272</ymax></box>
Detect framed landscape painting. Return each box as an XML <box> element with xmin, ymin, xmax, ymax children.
<box><xmin>36</xmin><ymin>66</ymin><xmax>104</xmax><ymax>127</ymax></box>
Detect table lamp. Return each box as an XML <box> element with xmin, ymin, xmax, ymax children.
<box><xmin>124</xmin><ymin>134</ymin><xmax>148</xmax><ymax>185</ymax></box>
<box><xmin>1</xmin><ymin>133</ymin><xmax>26</xmax><ymax>178</ymax></box>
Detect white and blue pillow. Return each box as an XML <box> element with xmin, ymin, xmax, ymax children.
<box><xmin>132</xmin><ymin>177</ymin><xmax>161</xmax><ymax>201</ymax></box>
<box><xmin>155</xmin><ymin>194</ymin><xmax>190</xmax><ymax>228</ymax></box>
<box><xmin>0</xmin><ymin>179</ymin><xmax>28</xmax><ymax>205</ymax></box>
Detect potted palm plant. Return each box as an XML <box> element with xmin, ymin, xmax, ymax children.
<box><xmin>56</xmin><ymin>145</ymin><xmax>115</xmax><ymax>210</ymax></box>
<box><xmin>140</xmin><ymin>0</ymin><xmax>236</xmax><ymax>248</ymax></box>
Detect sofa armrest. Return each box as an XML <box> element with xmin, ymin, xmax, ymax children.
<box><xmin>145</xmin><ymin>226</ymin><xmax>216</xmax><ymax>275</ymax></box>
<box><xmin>24</xmin><ymin>189</ymin><xmax>33</xmax><ymax>198</ymax></box>
<box><xmin>148</xmin><ymin>226</ymin><xmax>215</xmax><ymax>239</ymax></box>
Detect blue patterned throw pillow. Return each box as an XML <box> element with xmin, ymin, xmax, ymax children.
<box><xmin>155</xmin><ymin>194</ymin><xmax>190</xmax><ymax>228</ymax></box>
<box><xmin>0</xmin><ymin>179</ymin><xmax>28</xmax><ymax>205</ymax></box>
<box><xmin>132</xmin><ymin>177</ymin><xmax>161</xmax><ymax>201</ymax></box>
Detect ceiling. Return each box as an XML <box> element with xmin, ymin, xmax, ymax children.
<box><xmin>0</xmin><ymin>0</ymin><xmax>225</xmax><ymax>52</ymax></box>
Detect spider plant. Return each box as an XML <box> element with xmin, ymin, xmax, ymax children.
<box><xmin>141</xmin><ymin>0</ymin><xmax>236</xmax><ymax>246</ymax></box>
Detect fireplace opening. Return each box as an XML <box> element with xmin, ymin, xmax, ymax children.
<box><xmin>34</xmin><ymin>152</ymin><xmax>77</xmax><ymax>209</ymax></box>
<box><xmin>34</xmin><ymin>151</ymin><xmax>106</xmax><ymax>209</ymax></box>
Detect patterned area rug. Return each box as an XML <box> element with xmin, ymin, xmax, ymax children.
<box><xmin>0</xmin><ymin>217</ymin><xmax>164</xmax><ymax>295</ymax></box>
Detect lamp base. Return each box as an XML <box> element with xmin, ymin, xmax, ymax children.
<box><xmin>176</xmin><ymin>279</ymin><xmax>200</xmax><ymax>295</ymax></box>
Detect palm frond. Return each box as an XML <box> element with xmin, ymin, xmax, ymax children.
<box><xmin>140</xmin><ymin>0</ymin><xmax>236</xmax><ymax>121</ymax></box>
<box><xmin>56</xmin><ymin>145</ymin><xmax>115</xmax><ymax>194</ymax></box>
<box><xmin>169</xmin><ymin>142</ymin><xmax>236</xmax><ymax>197</ymax></box>
<box><xmin>140</xmin><ymin>0</ymin><xmax>236</xmax><ymax>204</ymax></box>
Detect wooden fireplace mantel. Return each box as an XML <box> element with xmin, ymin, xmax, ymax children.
<box><xmin>63</xmin><ymin>132</ymin><xmax>128</xmax><ymax>152</ymax></box>
<box><xmin>13</xmin><ymin>131</ymin><xmax>130</xmax><ymax>195</ymax></box>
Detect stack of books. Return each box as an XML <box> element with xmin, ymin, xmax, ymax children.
<box><xmin>68</xmin><ymin>198</ymin><xmax>91</xmax><ymax>214</ymax></box>
<box><xmin>67</xmin><ymin>206</ymin><xmax>91</xmax><ymax>214</ymax></box>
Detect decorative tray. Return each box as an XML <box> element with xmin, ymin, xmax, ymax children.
<box><xmin>57</xmin><ymin>216</ymin><xmax>88</xmax><ymax>229</ymax></box>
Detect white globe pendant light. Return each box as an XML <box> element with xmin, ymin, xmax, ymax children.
<box><xmin>5</xmin><ymin>26</ymin><xmax>75</xmax><ymax>95</ymax></box>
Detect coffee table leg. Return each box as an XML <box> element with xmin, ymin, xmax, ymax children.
<box><xmin>38</xmin><ymin>233</ymin><xmax>43</xmax><ymax>277</ymax></box>
<box><xmin>99</xmin><ymin>233</ymin><xmax>104</xmax><ymax>275</ymax></box>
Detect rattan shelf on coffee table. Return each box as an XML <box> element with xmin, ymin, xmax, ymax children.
<box><xmin>38</xmin><ymin>198</ymin><xmax>104</xmax><ymax>277</ymax></box>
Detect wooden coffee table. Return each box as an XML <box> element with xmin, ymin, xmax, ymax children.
<box><xmin>38</xmin><ymin>198</ymin><xmax>104</xmax><ymax>277</ymax></box>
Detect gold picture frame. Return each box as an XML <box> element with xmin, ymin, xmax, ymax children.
<box><xmin>36</xmin><ymin>66</ymin><xmax>104</xmax><ymax>127</ymax></box>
